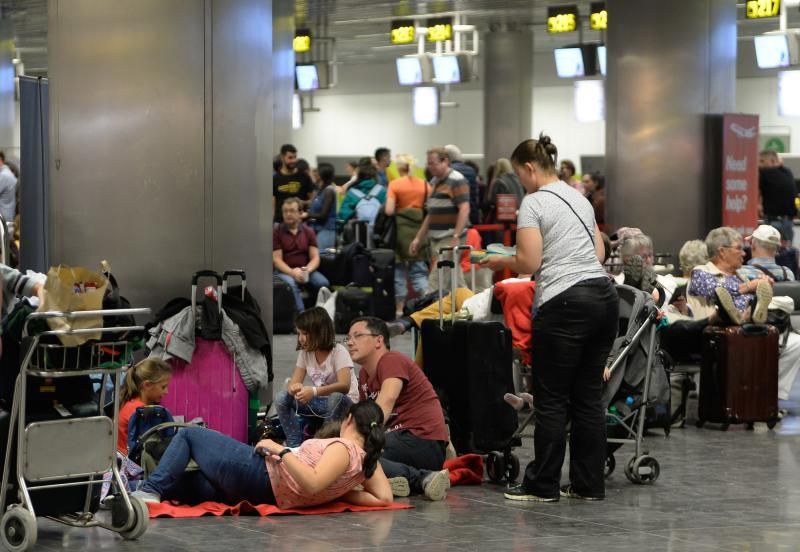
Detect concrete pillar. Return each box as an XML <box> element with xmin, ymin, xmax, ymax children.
<box><xmin>47</xmin><ymin>0</ymin><xmax>273</xmax><ymax>313</ymax></box>
<box><xmin>272</xmin><ymin>0</ymin><xmax>295</xmax><ymax>152</ymax></box>
<box><xmin>605</xmin><ymin>0</ymin><xmax>737</xmax><ymax>256</ymax></box>
<box><xmin>483</xmin><ymin>29</ymin><xmax>533</xmax><ymax>169</ymax></box>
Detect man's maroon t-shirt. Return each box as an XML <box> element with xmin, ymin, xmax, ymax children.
<box><xmin>358</xmin><ymin>351</ymin><xmax>448</xmax><ymax>442</ymax></box>
<box><xmin>273</xmin><ymin>223</ymin><xmax>317</xmax><ymax>269</ymax></box>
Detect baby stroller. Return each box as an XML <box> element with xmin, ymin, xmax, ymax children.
<box><xmin>602</xmin><ymin>284</ymin><xmax>670</xmax><ymax>485</ymax></box>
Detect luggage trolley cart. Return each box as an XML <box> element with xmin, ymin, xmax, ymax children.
<box><xmin>0</xmin><ymin>308</ymin><xmax>151</xmax><ymax>552</ymax></box>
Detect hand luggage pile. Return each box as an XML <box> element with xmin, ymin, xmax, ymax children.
<box><xmin>148</xmin><ymin>270</ymin><xmax>273</xmax><ymax>443</ymax></box>
<box><xmin>419</xmin><ymin>247</ymin><xmax>519</xmax><ymax>482</ymax></box>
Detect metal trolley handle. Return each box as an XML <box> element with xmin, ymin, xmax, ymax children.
<box><xmin>22</xmin><ymin>308</ymin><xmax>151</xmax><ymax>338</ymax></box>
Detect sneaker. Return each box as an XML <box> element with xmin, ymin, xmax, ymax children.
<box><xmin>503</xmin><ymin>484</ymin><xmax>558</xmax><ymax>502</ymax></box>
<box><xmin>715</xmin><ymin>287</ymin><xmax>743</xmax><ymax>326</ymax></box>
<box><xmin>421</xmin><ymin>469</ymin><xmax>450</xmax><ymax>501</ymax></box>
<box><xmin>388</xmin><ymin>477</ymin><xmax>410</xmax><ymax>498</ymax></box>
<box><xmin>622</xmin><ymin>255</ymin><xmax>644</xmax><ymax>289</ymax></box>
<box><xmin>560</xmin><ymin>484</ymin><xmax>604</xmax><ymax>501</ymax></box>
<box><xmin>131</xmin><ymin>489</ymin><xmax>161</xmax><ymax>503</ymax></box>
<box><xmin>752</xmin><ymin>280</ymin><xmax>773</xmax><ymax>325</ymax></box>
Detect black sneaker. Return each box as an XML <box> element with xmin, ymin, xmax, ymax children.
<box><xmin>503</xmin><ymin>484</ymin><xmax>558</xmax><ymax>502</ymax></box>
<box><xmin>714</xmin><ymin>287</ymin><xmax>743</xmax><ymax>326</ymax></box>
<box><xmin>560</xmin><ymin>484</ymin><xmax>604</xmax><ymax>501</ymax></box>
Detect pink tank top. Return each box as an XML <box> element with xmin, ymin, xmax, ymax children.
<box><xmin>265</xmin><ymin>438</ymin><xmax>366</xmax><ymax>509</ymax></box>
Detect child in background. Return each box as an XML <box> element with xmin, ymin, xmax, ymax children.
<box><xmin>117</xmin><ymin>358</ymin><xmax>172</xmax><ymax>455</ymax></box>
<box><xmin>276</xmin><ymin>307</ymin><xmax>360</xmax><ymax>447</ymax></box>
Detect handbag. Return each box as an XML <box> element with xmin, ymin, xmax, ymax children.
<box><xmin>38</xmin><ymin>265</ymin><xmax>109</xmax><ymax>346</ymax></box>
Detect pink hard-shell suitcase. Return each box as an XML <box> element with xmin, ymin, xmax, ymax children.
<box><xmin>160</xmin><ymin>271</ymin><xmax>248</xmax><ymax>442</ymax></box>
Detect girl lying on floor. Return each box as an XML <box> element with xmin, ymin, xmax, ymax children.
<box><xmin>132</xmin><ymin>400</ymin><xmax>393</xmax><ymax>509</ymax></box>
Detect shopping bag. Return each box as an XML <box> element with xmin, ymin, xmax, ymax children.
<box><xmin>39</xmin><ymin>265</ymin><xmax>109</xmax><ymax>346</ymax></box>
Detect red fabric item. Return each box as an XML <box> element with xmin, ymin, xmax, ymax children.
<box><xmin>493</xmin><ymin>280</ymin><xmax>536</xmax><ymax>366</ymax></box>
<box><xmin>444</xmin><ymin>454</ymin><xmax>484</xmax><ymax>486</ymax></box>
<box><xmin>148</xmin><ymin>499</ymin><xmax>412</xmax><ymax>519</ymax></box>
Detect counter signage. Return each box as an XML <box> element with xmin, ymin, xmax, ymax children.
<box><xmin>391</xmin><ymin>19</ymin><xmax>416</xmax><ymax>44</ymax></box>
<box><xmin>746</xmin><ymin>0</ymin><xmax>780</xmax><ymax>19</ymax></box>
<box><xmin>294</xmin><ymin>29</ymin><xmax>311</xmax><ymax>53</ymax></box>
<box><xmin>721</xmin><ymin>113</ymin><xmax>760</xmax><ymax>236</ymax></box>
<box><xmin>547</xmin><ymin>5</ymin><xmax>578</xmax><ymax>33</ymax></box>
<box><xmin>590</xmin><ymin>2</ymin><xmax>607</xmax><ymax>30</ymax></box>
<box><xmin>427</xmin><ymin>17</ymin><xmax>452</xmax><ymax>42</ymax></box>
<box><xmin>496</xmin><ymin>194</ymin><xmax>518</xmax><ymax>222</ymax></box>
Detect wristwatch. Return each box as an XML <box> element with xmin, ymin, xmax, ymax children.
<box><xmin>278</xmin><ymin>448</ymin><xmax>292</xmax><ymax>463</ymax></box>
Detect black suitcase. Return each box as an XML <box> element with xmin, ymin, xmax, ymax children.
<box><xmin>319</xmin><ymin>249</ymin><xmax>347</xmax><ymax>287</ymax></box>
<box><xmin>334</xmin><ymin>286</ymin><xmax>373</xmax><ymax>334</ymax></box>
<box><xmin>273</xmin><ymin>279</ymin><xmax>297</xmax><ymax>334</ymax></box>
<box><xmin>369</xmin><ymin>249</ymin><xmax>396</xmax><ymax>321</ymax></box>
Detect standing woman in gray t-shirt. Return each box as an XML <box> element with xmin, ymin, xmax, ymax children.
<box><xmin>482</xmin><ymin>134</ymin><xmax>618</xmax><ymax>502</ymax></box>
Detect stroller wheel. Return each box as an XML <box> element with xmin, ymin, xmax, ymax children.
<box><xmin>505</xmin><ymin>453</ymin><xmax>520</xmax><ymax>483</ymax></box>
<box><xmin>1</xmin><ymin>507</ymin><xmax>37</xmax><ymax>552</ymax></box>
<box><xmin>486</xmin><ymin>451</ymin><xmax>506</xmax><ymax>484</ymax></box>
<box><xmin>767</xmin><ymin>418</ymin><xmax>779</xmax><ymax>430</ymax></box>
<box><xmin>624</xmin><ymin>456</ymin><xmax>636</xmax><ymax>482</ymax></box>
<box><xmin>630</xmin><ymin>455</ymin><xmax>660</xmax><ymax>485</ymax></box>
<box><xmin>604</xmin><ymin>454</ymin><xmax>616</xmax><ymax>479</ymax></box>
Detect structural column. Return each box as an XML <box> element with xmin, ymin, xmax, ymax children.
<box><xmin>605</xmin><ymin>0</ymin><xmax>737</xmax><ymax>256</ymax></box>
<box><xmin>483</xmin><ymin>29</ymin><xmax>534</xmax><ymax>169</ymax></box>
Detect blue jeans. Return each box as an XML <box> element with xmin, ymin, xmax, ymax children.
<box><xmin>274</xmin><ymin>270</ymin><xmax>330</xmax><ymax>312</ymax></box>
<box><xmin>315</xmin><ymin>228</ymin><xmax>336</xmax><ymax>251</ymax></box>
<box><xmin>394</xmin><ymin>260</ymin><xmax>429</xmax><ymax>305</ymax></box>
<box><xmin>142</xmin><ymin>427</ymin><xmax>275</xmax><ymax>505</ymax></box>
<box><xmin>275</xmin><ymin>390</ymin><xmax>353</xmax><ymax>447</ymax></box>
<box><xmin>379</xmin><ymin>430</ymin><xmax>446</xmax><ymax>495</ymax></box>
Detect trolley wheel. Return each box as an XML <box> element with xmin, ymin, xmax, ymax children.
<box><xmin>746</xmin><ymin>421</ymin><xmax>755</xmax><ymax>431</ymax></box>
<box><xmin>119</xmin><ymin>496</ymin><xmax>148</xmax><ymax>541</ymax></box>
<box><xmin>486</xmin><ymin>451</ymin><xmax>506</xmax><ymax>484</ymax></box>
<box><xmin>630</xmin><ymin>455</ymin><xmax>660</xmax><ymax>485</ymax></box>
<box><xmin>604</xmin><ymin>454</ymin><xmax>616</xmax><ymax>479</ymax></box>
<box><xmin>505</xmin><ymin>453</ymin><xmax>520</xmax><ymax>483</ymax></box>
<box><xmin>695</xmin><ymin>419</ymin><xmax>705</xmax><ymax>428</ymax></box>
<box><xmin>767</xmin><ymin>418</ymin><xmax>779</xmax><ymax>430</ymax></box>
<box><xmin>1</xmin><ymin>507</ymin><xmax>37</xmax><ymax>552</ymax></box>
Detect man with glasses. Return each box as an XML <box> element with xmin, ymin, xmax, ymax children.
<box><xmin>346</xmin><ymin>317</ymin><xmax>451</xmax><ymax>501</ymax></box>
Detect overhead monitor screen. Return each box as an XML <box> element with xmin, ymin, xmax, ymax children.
<box><xmin>754</xmin><ymin>35</ymin><xmax>791</xmax><ymax>68</ymax></box>
<box><xmin>597</xmin><ymin>45</ymin><xmax>607</xmax><ymax>76</ymax></box>
<box><xmin>554</xmin><ymin>47</ymin><xmax>585</xmax><ymax>78</ymax></box>
<box><xmin>413</xmin><ymin>86</ymin><xmax>439</xmax><ymax>126</ymax></box>
<box><xmin>295</xmin><ymin>64</ymin><xmax>319</xmax><ymax>91</ymax></box>
<box><xmin>396</xmin><ymin>57</ymin><xmax>423</xmax><ymax>85</ymax></box>
<box><xmin>433</xmin><ymin>55</ymin><xmax>461</xmax><ymax>84</ymax></box>
<box><xmin>574</xmin><ymin>80</ymin><xmax>605</xmax><ymax>122</ymax></box>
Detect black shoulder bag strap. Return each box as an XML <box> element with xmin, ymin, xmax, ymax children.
<box><xmin>537</xmin><ymin>189</ymin><xmax>595</xmax><ymax>247</ymax></box>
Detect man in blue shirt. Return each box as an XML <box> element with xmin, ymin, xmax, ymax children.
<box><xmin>741</xmin><ymin>224</ymin><xmax>795</xmax><ymax>282</ymax></box>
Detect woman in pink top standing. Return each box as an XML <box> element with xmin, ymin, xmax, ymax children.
<box><xmin>132</xmin><ymin>401</ymin><xmax>392</xmax><ymax>508</ymax></box>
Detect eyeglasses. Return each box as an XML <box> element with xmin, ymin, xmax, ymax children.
<box><xmin>342</xmin><ymin>333</ymin><xmax>380</xmax><ymax>344</ymax></box>
<box><xmin>722</xmin><ymin>244</ymin><xmax>744</xmax><ymax>251</ymax></box>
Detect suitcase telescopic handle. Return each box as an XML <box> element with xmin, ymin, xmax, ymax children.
<box><xmin>191</xmin><ymin>270</ymin><xmax>223</xmax><ymax>315</ymax></box>
<box><xmin>222</xmin><ymin>270</ymin><xmax>247</xmax><ymax>300</ymax></box>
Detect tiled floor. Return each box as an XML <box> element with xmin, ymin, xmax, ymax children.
<box><xmin>25</xmin><ymin>333</ymin><xmax>800</xmax><ymax>551</ymax></box>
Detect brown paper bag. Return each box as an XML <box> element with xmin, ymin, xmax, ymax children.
<box><xmin>38</xmin><ymin>265</ymin><xmax>109</xmax><ymax>346</ymax></box>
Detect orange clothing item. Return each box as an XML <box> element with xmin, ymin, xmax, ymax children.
<box><xmin>493</xmin><ymin>280</ymin><xmax>536</xmax><ymax>366</ymax></box>
<box><xmin>118</xmin><ymin>398</ymin><xmax>146</xmax><ymax>454</ymax></box>
<box><xmin>461</xmin><ymin>228</ymin><xmax>483</xmax><ymax>273</ymax></box>
<box><xmin>387</xmin><ymin>175</ymin><xmax>431</xmax><ymax>210</ymax></box>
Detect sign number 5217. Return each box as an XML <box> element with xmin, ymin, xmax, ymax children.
<box><xmin>746</xmin><ymin>0</ymin><xmax>780</xmax><ymax>19</ymax></box>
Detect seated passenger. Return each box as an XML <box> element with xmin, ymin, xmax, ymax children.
<box><xmin>133</xmin><ymin>400</ymin><xmax>392</xmax><ymax>508</ymax></box>
<box><xmin>346</xmin><ymin>317</ymin><xmax>451</xmax><ymax>501</ymax></box>
<box><xmin>688</xmin><ymin>226</ymin><xmax>772</xmax><ymax>326</ymax></box>
<box><xmin>273</xmin><ymin>197</ymin><xmax>330</xmax><ymax>311</ymax></box>
<box><xmin>1</xmin><ymin>263</ymin><xmax>44</xmax><ymax>318</ymax></box>
<box><xmin>276</xmin><ymin>307</ymin><xmax>359</xmax><ymax>448</ymax></box>
<box><xmin>117</xmin><ymin>359</ymin><xmax>173</xmax><ymax>455</ymax></box>
<box><xmin>337</xmin><ymin>157</ymin><xmax>387</xmax><ymax>231</ymax></box>
<box><xmin>741</xmin><ymin>224</ymin><xmax>795</xmax><ymax>282</ymax></box>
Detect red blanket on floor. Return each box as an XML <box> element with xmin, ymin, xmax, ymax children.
<box><xmin>444</xmin><ymin>454</ymin><xmax>484</xmax><ymax>486</ymax></box>
<box><xmin>148</xmin><ymin>500</ymin><xmax>412</xmax><ymax>518</ymax></box>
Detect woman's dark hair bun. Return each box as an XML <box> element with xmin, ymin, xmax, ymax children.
<box><xmin>347</xmin><ymin>400</ymin><xmax>386</xmax><ymax>479</ymax></box>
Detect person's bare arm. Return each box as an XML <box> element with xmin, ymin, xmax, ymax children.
<box><xmin>384</xmin><ymin>195</ymin><xmax>397</xmax><ymax>216</ymax></box>
<box><xmin>409</xmin><ymin>215</ymin><xmax>431</xmax><ymax>256</ymax></box>
<box><xmin>594</xmin><ymin>224</ymin><xmax>605</xmax><ymax>262</ymax></box>
<box><xmin>273</xmin><ymin>249</ymin><xmax>297</xmax><ymax>277</ymax></box>
<box><xmin>306</xmin><ymin>245</ymin><xmax>321</xmax><ymax>272</ymax></box>
<box><xmin>451</xmin><ymin>202</ymin><xmax>470</xmax><ymax>246</ymax></box>
<box><xmin>341</xmin><ymin>463</ymin><xmax>393</xmax><ymax>506</ymax></box>
<box><xmin>375</xmin><ymin>377</ymin><xmax>403</xmax><ymax>424</ymax></box>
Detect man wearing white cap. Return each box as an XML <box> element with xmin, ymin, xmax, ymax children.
<box><xmin>741</xmin><ymin>224</ymin><xmax>795</xmax><ymax>282</ymax></box>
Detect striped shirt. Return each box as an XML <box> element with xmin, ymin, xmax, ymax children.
<box><xmin>426</xmin><ymin>169</ymin><xmax>470</xmax><ymax>239</ymax></box>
